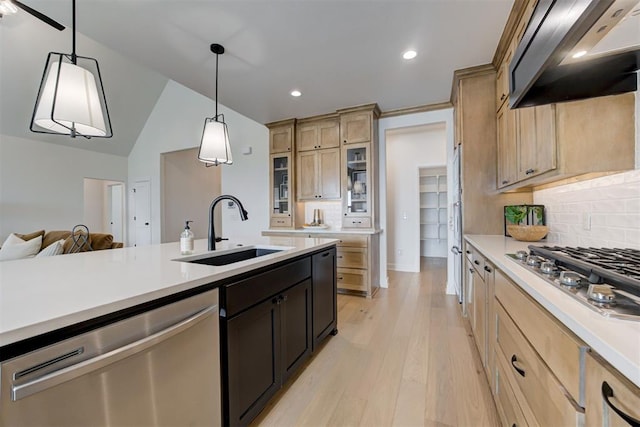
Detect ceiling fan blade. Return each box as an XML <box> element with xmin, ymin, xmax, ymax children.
<box><xmin>12</xmin><ymin>0</ymin><xmax>65</xmax><ymax>31</ymax></box>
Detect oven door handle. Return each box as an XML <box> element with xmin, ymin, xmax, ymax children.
<box><xmin>11</xmin><ymin>304</ymin><xmax>218</xmax><ymax>402</ymax></box>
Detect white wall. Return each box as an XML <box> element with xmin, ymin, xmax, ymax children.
<box><xmin>533</xmin><ymin>89</ymin><xmax>640</xmax><ymax>249</ymax></box>
<box><xmin>128</xmin><ymin>80</ymin><xmax>269</xmax><ymax>245</ymax></box>
<box><xmin>378</xmin><ymin>108</ymin><xmax>455</xmax><ymax>291</ymax></box>
<box><xmin>0</xmin><ymin>135</ymin><xmax>128</xmax><ymax>241</ymax></box>
<box><xmin>386</xmin><ymin>124</ymin><xmax>447</xmax><ymax>272</ymax></box>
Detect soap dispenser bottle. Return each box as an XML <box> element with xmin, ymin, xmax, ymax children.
<box><xmin>180</xmin><ymin>220</ymin><xmax>194</xmax><ymax>255</ymax></box>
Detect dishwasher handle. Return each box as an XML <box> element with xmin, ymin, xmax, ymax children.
<box><xmin>11</xmin><ymin>304</ymin><xmax>218</xmax><ymax>402</ymax></box>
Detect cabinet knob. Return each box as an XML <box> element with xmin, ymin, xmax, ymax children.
<box><xmin>500</xmin><ymin>94</ymin><xmax>506</xmax><ymax>101</ymax></box>
<box><xmin>474</xmin><ymin>260</ymin><xmax>480</xmax><ymax>265</ymax></box>
<box><xmin>337</xmin><ymin>255</ymin><xmax>343</xmax><ymax>259</ymax></box>
<box><xmin>338</xmin><ymin>276</ymin><xmax>344</xmax><ymax>280</ymax></box>
<box><xmin>484</xmin><ymin>266</ymin><xmax>492</xmax><ymax>273</ymax></box>
<box><xmin>287</xmin><ymin>148</ymin><xmax>290</xmax><ymax>151</ymax></box>
<box><xmin>466</xmin><ymin>250</ymin><xmax>471</xmax><ymax>254</ymax></box>
<box><xmin>525</xmin><ymin>168</ymin><xmax>535</xmax><ymax>175</ymax></box>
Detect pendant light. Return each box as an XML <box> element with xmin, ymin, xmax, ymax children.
<box><xmin>198</xmin><ymin>43</ymin><xmax>232</xmax><ymax>166</ymax></box>
<box><xmin>30</xmin><ymin>0</ymin><xmax>112</xmax><ymax>139</ymax></box>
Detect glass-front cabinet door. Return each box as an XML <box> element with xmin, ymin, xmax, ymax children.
<box><xmin>270</xmin><ymin>153</ymin><xmax>293</xmax><ymax>228</ymax></box>
<box><xmin>342</xmin><ymin>143</ymin><xmax>371</xmax><ymax>228</ymax></box>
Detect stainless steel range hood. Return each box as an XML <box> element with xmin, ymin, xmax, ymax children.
<box><xmin>510</xmin><ymin>0</ymin><xmax>640</xmax><ymax>108</ymax></box>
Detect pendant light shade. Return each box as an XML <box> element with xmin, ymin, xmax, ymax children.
<box><xmin>30</xmin><ymin>0</ymin><xmax>112</xmax><ymax>139</ymax></box>
<box><xmin>199</xmin><ymin>116</ymin><xmax>232</xmax><ymax>165</ymax></box>
<box><xmin>198</xmin><ymin>43</ymin><xmax>232</xmax><ymax>166</ymax></box>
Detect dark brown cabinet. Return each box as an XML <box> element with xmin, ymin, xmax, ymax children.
<box><xmin>220</xmin><ymin>247</ymin><xmax>336</xmax><ymax>426</ymax></box>
<box><xmin>312</xmin><ymin>248</ymin><xmax>337</xmax><ymax>349</ymax></box>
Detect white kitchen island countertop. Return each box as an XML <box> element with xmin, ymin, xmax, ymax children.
<box><xmin>465</xmin><ymin>234</ymin><xmax>640</xmax><ymax>388</ymax></box>
<box><xmin>0</xmin><ymin>236</ymin><xmax>337</xmax><ymax>348</ymax></box>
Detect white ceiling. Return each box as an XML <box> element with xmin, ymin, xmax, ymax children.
<box><xmin>19</xmin><ymin>0</ymin><xmax>513</xmax><ymax>126</ymax></box>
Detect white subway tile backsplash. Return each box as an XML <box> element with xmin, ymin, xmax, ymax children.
<box><xmin>534</xmin><ymin>170</ymin><xmax>640</xmax><ymax>249</ymax></box>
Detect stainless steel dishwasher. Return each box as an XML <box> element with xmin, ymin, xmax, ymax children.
<box><xmin>1</xmin><ymin>288</ymin><xmax>221</xmax><ymax>426</ymax></box>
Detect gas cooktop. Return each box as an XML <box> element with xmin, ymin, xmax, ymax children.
<box><xmin>507</xmin><ymin>246</ymin><xmax>640</xmax><ymax>321</ymax></box>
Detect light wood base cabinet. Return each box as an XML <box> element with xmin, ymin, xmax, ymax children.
<box><xmin>585</xmin><ymin>352</ymin><xmax>640</xmax><ymax>427</ymax></box>
<box><xmin>261</xmin><ymin>231</ymin><xmax>380</xmax><ymax>298</ymax></box>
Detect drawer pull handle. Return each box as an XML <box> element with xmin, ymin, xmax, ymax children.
<box><xmin>502</xmin><ymin>180</ymin><xmax>509</xmax><ymax>185</ymax></box>
<box><xmin>511</xmin><ymin>355</ymin><xmax>525</xmax><ymax>377</ymax></box>
<box><xmin>322</xmin><ymin>252</ymin><xmax>331</xmax><ymax>258</ymax></box>
<box><xmin>474</xmin><ymin>260</ymin><xmax>480</xmax><ymax>266</ymax></box>
<box><xmin>337</xmin><ymin>256</ymin><xmax>343</xmax><ymax>259</ymax></box>
<box><xmin>484</xmin><ymin>266</ymin><xmax>492</xmax><ymax>273</ymax></box>
<box><xmin>525</xmin><ymin>168</ymin><xmax>535</xmax><ymax>175</ymax></box>
<box><xmin>602</xmin><ymin>381</ymin><xmax>640</xmax><ymax>427</ymax></box>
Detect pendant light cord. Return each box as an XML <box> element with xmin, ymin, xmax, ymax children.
<box><xmin>215</xmin><ymin>50</ymin><xmax>219</xmax><ymax>118</ymax></box>
<box><xmin>71</xmin><ymin>0</ymin><xmax>77</xmax><ymax>64</ymax></box>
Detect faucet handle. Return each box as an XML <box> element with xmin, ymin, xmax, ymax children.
<box><xmin>215</xmin><ymin>237</ymin><xmax>229</xmax><ymax>242</ymax></box>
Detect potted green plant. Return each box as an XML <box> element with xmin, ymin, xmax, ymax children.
<box><xmin>505</xmin><ymin>205</ymin><xmax>548</xmax><ymax>241</ymax></box>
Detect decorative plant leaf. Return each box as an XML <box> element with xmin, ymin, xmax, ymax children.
<box><xmin>505</xmin><ymin>205</ymin><xmax>527</xmax><ymax>224</ymax></box>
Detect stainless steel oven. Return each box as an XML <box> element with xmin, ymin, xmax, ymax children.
<box><xmin>1</xmin><ymin>288</ymin><xmax>221</xmax><ymax>426</ymax></box>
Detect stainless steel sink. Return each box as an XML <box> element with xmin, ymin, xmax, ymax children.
<box><xmin>176</xmin><ymin>246</ymin><xmax>287</xmax><ymax>266</ymax></box>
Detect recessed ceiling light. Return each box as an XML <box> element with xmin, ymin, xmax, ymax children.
<box><xmin>403</xmin><ymin>50</ymin><xmax>417</xmax><ymax>60</ymax></box>
<box><xmin>290</xmin><ymin>90</ymin><xmax>302</xmax><ymax>97</ymax></box>
<box><xmin>572</xmin><ymin>50</ymin><xmax>587</xmax><ymax>59</ymax></box>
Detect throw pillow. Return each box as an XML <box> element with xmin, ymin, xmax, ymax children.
<box><xmin>16</xmin><ymin>230</ymin><xmax>45</xmax><ymax>243</ymax></box>
<box><xmin>0</xmin><ymin>234</ymin><xmax>43</xmax><ymax>261</ymax></box>
<box><xmin>36</xmin><ymin>239</ymin><xmax>65</xmax><ymax>258</ymax></box>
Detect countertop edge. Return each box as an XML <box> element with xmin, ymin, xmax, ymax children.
<box><xmin>262</xmin><ymin>228</ymin><xmax>382</xmax><ymax>235</ymax></box>
<box><xmin>465</xmin><ymin>234</ymin><xmax>640</xmax><ymax>389</ymax></box>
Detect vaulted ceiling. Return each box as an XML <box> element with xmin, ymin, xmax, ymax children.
<box><xmin>1</xmin><ymin>0</ymin><xmax>513</xmax><ymax>155</ymax></box>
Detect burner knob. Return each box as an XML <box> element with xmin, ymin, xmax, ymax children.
<box><xmin>526</xmin><ymin>255</ymin><xmax>542</xmax><ymax>267</ymax></box>
<box><xmin>540</xmin><ymin>262</ymin><xmax>557</xmax><ymax>274</ymax></box>
<box><xmin>515</xmin><ymin>250</ymin><xmax>528</xmax><ymax>260</ymax></box>
<box><xmin>560</xmin><ymin>271</ymin><xmax>582</xmax><ymax>287</ymax></box>
<box><xmin>587</xmin><ymin>284</ymin><xmax>615</xmax><ymax>304</ymax></box>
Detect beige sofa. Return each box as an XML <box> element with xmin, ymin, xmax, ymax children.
<box><xmin>16</xmin><ymin>229</ymin><xmax>123</xmax><ymax>253</ymax></box>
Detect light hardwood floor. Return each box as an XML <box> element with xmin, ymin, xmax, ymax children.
<box><xmin>251</xmin><ymin>258</ymin><xmax>500</xmax><ymax>427</ymax></box>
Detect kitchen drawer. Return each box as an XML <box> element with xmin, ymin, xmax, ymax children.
<box><xmin>319</xmin><ymin>234</ymin><xmax>368</xmax><ymax>248</ymax></box>
<box><xmin>342</xmin><ymin>217</ymin><xmax>371</xmax><ymax>229</ymax></box>
<box><xmin>585</xmin><ymin>352</ymin><xmax>640</xmax><ymax>427</ymax></box>
<box><xmin>495</xmin><ymin>349</ymin><xmax>530</xmax><ymax>427</ymax></box>
<box><xmin>496</xmin><ymin>303</ymin><xmax>583</xmax><ymax>426</ymax></box>
<box><xmin>470</xmin><ymin>246</ymin><xmax>485</xmax><ymax>277</ymax></box>
<box><xmin>270</xmin><ymin>217</ymin><xmax>292</xmax><ymax>228</ymax></box>
<box><xmin>337</xmin><ymin>247</ymin><xmax>367</xmax><ymax>269</ymax></box>
<box><xmin>337</xmin><ymin>267</ymin><xmax>366</xmax><ymax>292</ymax></box>
<box><xmin>495</xmin><ymin>270</ymin><xmax>586</xmax><ymax>404</ymax></box>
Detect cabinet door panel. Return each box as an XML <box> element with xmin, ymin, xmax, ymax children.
<box><xmin>497</xmin><ymin>105</ymin><xmax>517</xmax><ymax>188</ymax></box>
<box><xmin>281</xmin><ymin>280</ymin><xmax>312</xmax><ymax>382</ymax></box>
<box><xmin>534</xmin><ymin>104</ymin><xmax>557</xmax><ymax>174</ymax></box>
<box><xmin>297</xmin><ymin>124</ymin><xmax>318</xmax><ymax>152</ymax></box>
<box><xmin>318</xmin><ymin>120</ymin><xmax>340</xmax><ymax>149</ymax></box>
<box><xmin>312</xmin><ymin>248</ymin><xmax>337</xmax><ymax>348</ymax></box>
<box><xmin>297</xmin><ymin>151</ymin><xmax>318</xmax><ymax>200</ymax></box>
<box><xmin>341</xmin><ymin>112</ymin><xmax>371</xmax><ymax>144</ymax></box>
<box><xmin>318</xmin><ymin>148</ymin><xmax>341</xmax><ymax>199</ymax></box>
<box><xmin>270</xmin><ymin>126</ymin><xmax>292</xmax><ymax>154</ymax></box>
<box><xmin>226</xmin><ymin>298</ymin><xmax>280</xmax><ymax>426</ymax></box>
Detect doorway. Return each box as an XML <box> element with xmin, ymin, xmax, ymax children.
<box><xmin>160</xmin><ymin>147</ymin><xmax>222</xmax><ymax>244</ymax></box>
<box><xmin>83</xmin><ymin>178</ymin><xmax>125</xmax><ymax>244</ymax></box>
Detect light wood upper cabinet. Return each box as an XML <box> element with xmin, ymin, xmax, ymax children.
<box><xmin>296</xmin><ymin>148</ymin><xmax>340</xmax><ymax>201</ymax></box>
<box><xmin>297</xmin><ymin>119</ymin><xmax>340</xmax><ymax>152</ymax></box>
<box><xmin>498</xmin><ymin>93</ymin><xmax>635</xmax><ymax>190</ymax></box>
<box><xmin>340</xmin><ymin>112</ymin><xmax>371</xmax><ymax>144</ymax></box>
<box><xmin>516</xmin><ymin>104</ymin><xmax>557</xmax><ymax>181</ymax></box>
<box><xmin>497</xmin><ymin>103</ymin><xmax>518</xmax><ymax>188</ymax></box>
<box><xmin>268</xmin><ymin>119</ymin><xmax>295</xmax><ymax>154</ymax></box>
